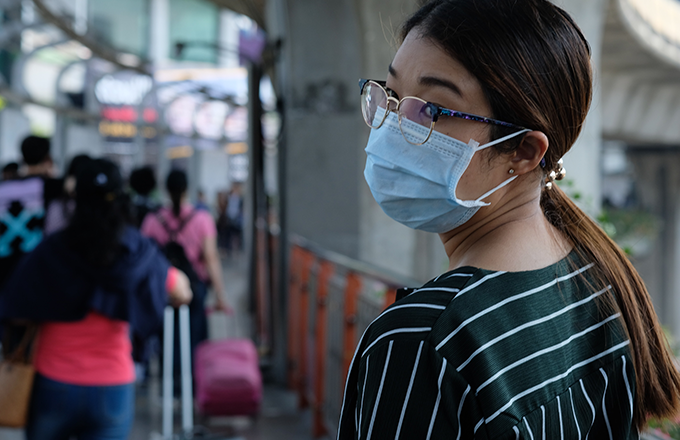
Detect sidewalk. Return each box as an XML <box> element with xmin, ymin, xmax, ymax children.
<box><xmin>0</xmin><ymin>253</ymin><xmax>313</xmax><ymax>440</ymax></box>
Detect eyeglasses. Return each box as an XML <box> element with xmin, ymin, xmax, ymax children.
<box><xmin>359</xmin><ymin>79</ymin><xmax>527</xmax><ymax>145</ymax></box>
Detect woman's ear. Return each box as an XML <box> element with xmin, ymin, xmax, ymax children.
<box><xmin>510</xmin><ymin>131</ymin><xmax>549</xmax><ymax>174</ymax></box>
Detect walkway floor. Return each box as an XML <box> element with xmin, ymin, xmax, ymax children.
<box><xmin>0</xmin><ymin>252</ymin><xmax>313</xmax><ymax>440</ymax></box>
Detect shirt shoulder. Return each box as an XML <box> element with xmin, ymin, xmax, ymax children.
<box><xmin>360</xmin><ymin>267</ymin><xmax>482</xmax><ymax>358</ymax></box>
<box><xmin>189</xmin><ymin>209</ymin><xmax>217</xmax><ymax>237</ymax></box>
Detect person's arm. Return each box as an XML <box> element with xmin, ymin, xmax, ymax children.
<box><xmin>166</xmin><ymin>267</ymin><xmax>192</xmax><ymax>307</ymax></box>
<box><xmin>203</xmin><ymin>235</ymin><xmax>232</xmax><ymax>313</ymax></box>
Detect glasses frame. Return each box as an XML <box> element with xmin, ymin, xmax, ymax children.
<box><xmin>359</xmin><ymin>79</ymin><xmax>528</xmax><ymax>145</ymax></box>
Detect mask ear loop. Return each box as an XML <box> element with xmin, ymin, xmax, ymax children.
<box><xmin>472</xmin><ymin>129</ymin><xmax>531</xmax><ymax>151</ymax></box>
<box><xmin>466</xmin><ymin>128</ymin><xmax>531</xmax><ymax>204</ymax></box>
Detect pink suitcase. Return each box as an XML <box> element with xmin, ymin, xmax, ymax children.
<box><xmin>194</xmin><ymin>338</ymin><xmax>263</xmax><ymax>416</ymax></box>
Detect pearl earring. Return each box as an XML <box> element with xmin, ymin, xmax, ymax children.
<box><xmin>508</xmin><ymin>169</ymin><xmax>515</xmax><ymax>174</ymax></box>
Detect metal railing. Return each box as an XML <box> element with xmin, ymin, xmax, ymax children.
<box><xmin>286</xmin><ymin>235</ymin><xmax>420</xmax><ymax>438</ymax></box>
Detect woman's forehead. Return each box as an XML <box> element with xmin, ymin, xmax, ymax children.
<box><xmin>388</xmin><ymin>32</ymin><xmax>483</xmax><ymax>102</ymax></box>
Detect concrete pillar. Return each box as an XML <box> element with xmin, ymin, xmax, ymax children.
<box><xmin>0</xmin><ymin>108</ymin><xmax>31</xmax><ymax>164</ymax></box>
<box><xmin>148</xmin><ymin>0</ymin><xmax>170</xmax><ymax>67</ymax></box>
<box><xmin>552</xmin><ymin>0</ymin><xmax>608</xmax><ymax>215</ymax></box>
<box><xmin>277</xmin><ymin>0</ymin><xmax>364</xmax><ymax>259</ymax></box>
<box><xmin>628</xmin><ymin>148</ymin><xmax>680</xmax><ymax>341</ymax></box>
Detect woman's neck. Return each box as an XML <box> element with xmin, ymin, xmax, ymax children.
<box><xmin>440</xmin><ymin>191</ymin><xmax>572</xmax><ymax>273</ymax></box>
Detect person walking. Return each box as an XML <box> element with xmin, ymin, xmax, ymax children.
<box><xmin>0</xmin><ymin>159</ymin><xmax>192</xmax><ymax>440</ymax></box>
<box><xmin>0</xmin><ymin>136</ymin><xmax>62</xmax><ymax>288</ymax></box>
<box><xmin>141</xmin><ymin>169</ymin><xmax>231</xmax><ymax>360</ymax></box>
<box><xmin>338</xmin><ymin>1</ymin><xmax>680</xmax><ymax>439</ymax></box>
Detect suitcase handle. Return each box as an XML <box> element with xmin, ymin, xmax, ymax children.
<box><xmin>162</xmin><ymin>305</ymin><xmax>194</xmax><ymax>439</ymax></box>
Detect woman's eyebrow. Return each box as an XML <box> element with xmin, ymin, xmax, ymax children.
<box><xmin>419</xmin><ymin>76</ymin><xmax>463</xmax><ymax>98</ymax></box>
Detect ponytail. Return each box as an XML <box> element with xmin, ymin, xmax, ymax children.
<box><xmin>171</xmin><ymin>192</ymin><xmax>182</xmax><ymax>218</ymax></box>
<box><xmin>165</xmin><ymin>169</ymin><xmax>188</xmax><ymax>219</ymax></box>
<box><xmin>542</xmin><ymin>185</ymin><xmax>680</xmax><ymax>430</ymax></box>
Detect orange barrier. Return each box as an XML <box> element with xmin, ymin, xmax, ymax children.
<box><xmin>312</xmin><ymin>260</ymin><xmax>334</xmax><ymax>437</ymax></box>
<box><xmin>341</xmin><ymin>272</ymin><xmax>361</xmax><ymax>384</ymax></box>
<box><xmin>286</xmin><ymin>237</ymin><xmax>418</xmax><ymax>438</ymax></box>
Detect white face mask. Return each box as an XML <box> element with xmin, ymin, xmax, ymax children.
<box><xmin>364</xmin><ymin>110</ymin><xmax>529</xmax><ymax>233</ymax></box>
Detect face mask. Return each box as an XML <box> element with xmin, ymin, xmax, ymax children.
<box><xmin>364</xmin><ymin>110</ymin><xmax>529</xmax><ymax>233</ymax></box>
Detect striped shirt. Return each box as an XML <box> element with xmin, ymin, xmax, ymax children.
<box><xmin>337</xmin><ymin>251</ymin><xmax>637</xmax><ymax>440</ymax></box>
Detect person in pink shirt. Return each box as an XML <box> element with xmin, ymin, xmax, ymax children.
<box><xmin>141</xmin><ymin>170</ymin><xmax>230</xmax><ymax>366</ymax></box>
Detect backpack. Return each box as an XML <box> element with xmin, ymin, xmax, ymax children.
<box><xmin>156</xmin><ymin>210</ymin><xmax>200</xmax><ymax>284</ymax></box>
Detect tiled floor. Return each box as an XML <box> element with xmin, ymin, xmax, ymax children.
<box><xmin>0</xmin><ymin>253</ymin><xmax>314</xmax><ymax>440</ymax></box>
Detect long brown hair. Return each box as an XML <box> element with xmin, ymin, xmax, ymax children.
<box><xmin>402</xmin><ymin>0</ymin><xmax>680</xmax><ymax>429</ymax></box>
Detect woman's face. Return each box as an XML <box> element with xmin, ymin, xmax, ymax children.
<box><xmin>386</xmin><ymin>31</ymin><xmax>506</xmax><ymax>201</ymax></box>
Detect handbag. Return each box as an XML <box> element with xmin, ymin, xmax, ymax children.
<box><xmin>0</xmin><ymin>325</ymin><xmax>38</xmax><ymax>428</ymax></box>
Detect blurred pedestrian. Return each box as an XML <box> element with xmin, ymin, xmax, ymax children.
<box><xmin>129</xmin><ymin>165</ymin><xmax>160</xmax><ymax>228</ymax></box>
<box><xmin>225</xmin><ymin>183</ymin><xmax>244</xmax><ymax>254</ymax></box>
<box><xmin>195</xmin><ymin>188</ymin><xmax>210</xmax><ymax>212</ymax></box>
<box><xmin>338</xmin><ymin>1</ymin><xmax>680</xmax><ymax>438</ymax></box>
<box><xmin>44</xmin><ymin>154</ymin><xmax>92</xmax><ymax>234</ymax></box>
<box><xmin>1</xmin><ymin>162</ymin><xmax>19</xmax><ymax>181</ymax></box>
<box><xmin>141</xmin><ymin>170</ymin><xmax>231</xmax><ymax>363</ymax></box>
<box><xmin>0</xmin><ymin>136</ymin><xmax>62</xmax><ymax>288</ymax></box>
<box><xmin>0</xmin><ymin>159</ymin><xmax>192</xmax><ymax>440</ymax></box>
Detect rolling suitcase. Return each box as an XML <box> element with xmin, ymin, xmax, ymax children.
<box><xmin>159</xmin><ymin>305</ymin><xmax>241</xmax><ymax>440</ymax></box>
<box><xmin>194</xmin><ymin>337</ymin><xmax>262</xmax><ymax>417</ymax></box>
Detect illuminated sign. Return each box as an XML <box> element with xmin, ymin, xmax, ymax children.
<box><xmin>95</xmin><ymin>74</ymin><xmax>153</xmax><ymax>106</ymax></box>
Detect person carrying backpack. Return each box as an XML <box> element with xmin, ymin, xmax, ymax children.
<box><xmin>141</xmin><ymin>169</ymin><xmax>231</xmax><ymax>357</ymax></box>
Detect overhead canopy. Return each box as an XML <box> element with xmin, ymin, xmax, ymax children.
<box><xmin>206</xmin><ymin>0</ymin><xmax>267</xmax><ymax>30</ymax></box>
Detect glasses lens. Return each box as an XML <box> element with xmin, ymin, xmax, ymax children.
<box><xmin>361</xmin><ymin>82</ymin><xmax>389</xmax><ymax>128</ymax></box>
<box><xmin>398</xmin><ymin>97</ymin><xmax>434</xmax><ymax>144</ymax></box>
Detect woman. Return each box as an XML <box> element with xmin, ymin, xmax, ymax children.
<box><xmin>0</xmin><ymin>159</ymin><xmax>192</xmax><ymax>439</ymax></box>
<box><xmin>338</xmin><ymin>1</ymin><xmax>680</xmax><ymax>439</ymax></box>
<box><xmin>141</xmin><ymin>170</ymin><xmax>230</xmax><ymax>357</ymax></box>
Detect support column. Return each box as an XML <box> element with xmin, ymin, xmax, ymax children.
<box><xmin>553</xmin><ymin>0</ymin><xmax>608</xmax><ymax>214</ymax></box>
<box><xmin>628</xmin><ymin>148</ymin><xmax>680</xmax><ymax>342</ymax></box>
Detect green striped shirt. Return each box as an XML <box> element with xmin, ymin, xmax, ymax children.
<box><xmin>338</xmin><ymin>251</ymin><xmax>637</xmax><ymax>439</ymax></box>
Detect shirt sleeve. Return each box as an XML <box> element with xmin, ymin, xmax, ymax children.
<box><xmin>342</xmin><ymin>338</ymin><xmax>485</xmax><ymax>440</ymax></box>
<box><xmin>140</xmin><ymin>212</ymin><xmax>161</xmax><ymax>242</ymax></box>
<box><xmin>195</xmin><ymin>211</ymin><xmax>217</xmax><ymax>239</ymax></box>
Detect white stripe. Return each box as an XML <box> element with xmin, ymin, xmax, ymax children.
<box><xmin>373</xmin><ymin>303</ymin><xmax>447</xmax><ymax>326</ymax></box>
<box><xmin>366</xmin><ymin>341</ymin><xmax>393</xmax><ymax>440</ymax></box>
<box><xmin>486</xmin><ymin>340</ymin><xmax>630</xmax><ymax>423</ymax></box>
<box><xmin>358</xmin><ymin>355</ymin><xmax>369</xmax><ymax>439</ymax></box>
<box><xmin>622</xmin><ymin>355</ymin><xmax>633</xmax><ymax>418</ymax></box>
<box><xmin>580</xmin><ymin>379</ymin><xmax>596</xmax><ymax>440</ymax></box>
<box><xmin>361</xmin><ymin>327</ymin><xmax>431</xmax><ymax>357</ymax></box>
<box><xmin>524</xmin><ymin>417</ymin><xmax>535</xmax><ymax>440</ymax></box>
<box><xmin>474</xmin><ymin>418</ymin><xmax>484</xmax><ymax>434</ymax></box>
<box><xmin>599</xmin><ymin>369</ymin><xmax>613</xmax><ymax>440</ymax></box>
<box><xmin>395</xmin><ymin>341</ymin><xmax>424</xmax><ymax>440</ymax></box>
<box><xmin>557</xmin><ymin>395</ymin><xmax>564</xmax><ymax>440</ymax></box>
<box><xmin>477</xmin><ymin>314</ymin><xmax>621</xmax><ymax>393</ymax></box>
<box><xmin>446</xmin><ymin>270</ymin><xmax>506</xmax><ymax>299</ymax></box>
<box><xmin>457</xmin><ymin>286</ymin><xmax>610</xmax><ymax>371</ymax></box>
<box><xmin>456</xmin><ymin>385</ymin><xmax>471</xmax><ymax>440</ymax></box>
<box><xmin>436</xmin><ymin>264</ymin><xmax>593</xmax><ymax>351</ymax></box>
<box><xmin>433</xmin><ymin>273</ymin><xmax>444</xmax><ymax>282</ymax></box>
<box><xmin>513</xmin><ymin>425</ymin><xmax>520</xmax><ymax>440</ymax></box>
<box><xmin>337</xmin><ymin>325</ymin><xmax>371</xmax><ymax>440</ymax></box>
<box><xmin>569</xmin><ymin>387</ymin><xmax>582</xmax><ymax>440</ymax></box>
<box><xmin>407</xmin><ymin>287</ymin><xmax>461</xmax><ymax>295</ymax></box>
<box><xmin>384</xmin><ymin>303</ymin><xmax>447</xmax><ymax>315</ymax></box>
<box><xmin>426</xmin><ymin>358</ymin><xmax>447</xmax><ymax>440</ymax></box>
<box><xmin>541</xmin><ymin>405</ymin><xmax>546</xmax><ymax>440</ymax></box>
<box><xmin>445</xmin><ymin>272</ymin><xmax>475</xmax><ymax>279</ymax></box>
